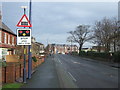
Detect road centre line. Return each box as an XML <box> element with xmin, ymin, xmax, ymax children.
<box><xmin>68</xmin><ymin>72</ymin><xmax>77</xmax><ymax>82</ymax></box>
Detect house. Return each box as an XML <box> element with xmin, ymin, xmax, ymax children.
<box><xmin>91</xmin><ymin>46</ymin><xmax>106</xmax><ymax>52</ymax></box>
<box><xmin>35</xmin><ymin>42</ymin><xmax>45</xmax><ymax>57</ymax></box>
<box><xmin>46</xmin><ymin>44</ymin><xmax>79</xmax><ymax>54</ymax></box>
<box><xmin>0</xmin><ymin>22</ymin><xmax>17</xmax><ymax>61</ymax></box>
<box><xmin>31</xmin><ymin>37</ymin><xmax>45</xmax><ymax>57</ymax></box>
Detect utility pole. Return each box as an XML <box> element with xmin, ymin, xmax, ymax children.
<box><xmin>28</xmin><ymin>0</ymin><xmax>32</xmax><ymax>79</ymax></box>
<box><xmin>71</xmin><ymin>40</ymin><xmax>72</xmax><ymax>53</ymax></box>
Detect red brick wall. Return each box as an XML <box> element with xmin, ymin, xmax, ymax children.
<box><xmin>1</xmin><ymin>57</ymin><xmax>45</xmax><ymax>83</ymax></box>
<box><xmin>5</xmin><ymin>63</ymin><xmax>15</xmax><ymax>83</ymax></box>
<box><xmin>2</xmin><ymin>68</ymin><xmax>5</xmax><ymax>83</ymax></box>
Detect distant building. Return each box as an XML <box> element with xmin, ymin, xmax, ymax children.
<box><xmin>31</xmin><ymin>37</ymin><xmax>45</xmax><ymax>56</ymax></box>
<box><xmin>31</xmin><ymin>36</ymin><xmax>36</xmax><ymax>43</ymax></box>
<box><xmin>35</xmin><ymin>42</ymin><xmax>45</xmax><ymax>57</ymax></box>
<box><xmin>46</xmin><ymin>44</ymin><xmax>79</xmax><ymax>54</ymax></box>
<box><xmin>91</xmin><ymin>46</ymin><xmax>106</xmax><ymax>52</ymax></box>
<box><xmin>81</xmin><ymin>48</ymin><xmax>89</xmax><ymax>52</ymax></box>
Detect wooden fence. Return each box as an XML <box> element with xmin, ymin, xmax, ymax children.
<box><xmin>1</xmin><ymin>56</ymin><xmax>45</xmax><ymax>83</ymax></box>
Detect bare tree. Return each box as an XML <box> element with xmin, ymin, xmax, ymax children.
<box><xmin>110</xmin><ymin>18</ymin><xmax>120</xmax><ymax>52</ymax></box>
<box><xmin>67</xmin><ymin>25</ymin><xmax>93</xmax><ymax>55</ymax></box>
<box><xmin>93</xmin><ymin>17</ymin><xmax>119</xmax><ymax>52</ymax></box>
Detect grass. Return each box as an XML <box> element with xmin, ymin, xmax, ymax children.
<box><xmin>2</xmin><ymin>83</ymin><xmax>23</xmax><ymax>89</ymax></box>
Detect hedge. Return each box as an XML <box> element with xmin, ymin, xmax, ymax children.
<box><xmin>32</xmin><ymin>56</ymin><xmax>37</xmax><ymax>62</ymax></box>
<box><xmin>78</xmin><ymin>51</ymin><xmax>120</xmax><ymax>62</ymax></box>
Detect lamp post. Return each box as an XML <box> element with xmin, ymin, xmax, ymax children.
<box><xmin>21</xmin><ymin>6</ymin><xmax>27</xmax><ymax>83</ymax></box>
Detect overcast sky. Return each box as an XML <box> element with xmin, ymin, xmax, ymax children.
<box><xmin>2</xmin><ymin>2</ymin><xmax>118</xmax><ymax>47</ymax></box>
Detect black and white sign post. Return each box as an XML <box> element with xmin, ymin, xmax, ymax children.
<box><xmin>17</xmin><ymin>6</ymin><xmax>32</xmax><ymax>83</ymax></box>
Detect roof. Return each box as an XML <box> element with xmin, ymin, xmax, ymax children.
<box><xmin>35</xmin><ymin>42</ymin><xmax>44</xmax><ymax>45</ymax></box>
<box><xmin>0</xmin><ymin>22</ymin><xmax>16</xmax><ymax>35</ymax></box>
<box><xmin>51</xmin><ymin>44</ymin><xmax>78</xmax><ymax>47</ymax></box>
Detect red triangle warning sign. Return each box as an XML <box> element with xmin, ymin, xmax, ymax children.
<box><xmin>17</xmin><ymin>14</ymin><xmax>32</xmax><ymax>27</ymax></box>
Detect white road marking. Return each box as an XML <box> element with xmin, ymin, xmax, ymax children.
<box><xmin>57</xmin><ymin>58</ymin><xmax>62</xmax><ymax>64</ymax></box>
<box><xmin>71</xmin><ymin>60</ymin><xmax>81</xmax><ymax>64</ymax></box>
<box><xmin>73</xmin><ymin>61</ymin><xmax>81</xmax><ymax>64</ymax></box>
<box><xmin>68</xmin><ymin>72</ymin><xmax>77</xmax><ymax>82</ymax></box>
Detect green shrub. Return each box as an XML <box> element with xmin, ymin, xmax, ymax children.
<box><xmin>0</xmin><ymin>62</ymin><xmax>7</xmax><ymax>67</ymax></box>
<box><xmin>32</xmin><ymin>56</ymin><xmax>37</xmax><ymax>62</ymax></box>
<box><xmin>113</xmin><ymin>51</ymin><xmax>120</xmax><ymax>62</ymax></box>
<box><xmin>79</xmin><ymin>51</ymin><xmax>120</xmax><ymax>63</ymax></box>
<box><xmin>2</xmin><ymin>62</ymin><xmax>7</xmax><ymax>67</ymax></box>
<box><xmin>71</xmin><ymin>52</ymin><xmax>78</xmax><ymax>55</ymax></box>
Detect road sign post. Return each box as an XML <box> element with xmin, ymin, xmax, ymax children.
<box><xmin>17</xmin><ymin>6</ymin><xmax>32</xmax><ymax>83</ymax></box>
<box><xmin>23</xmin><ymin>45</ymin><xmax>26</xmax><ymax>83</ymax></box>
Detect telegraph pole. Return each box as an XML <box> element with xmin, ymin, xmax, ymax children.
<box><xmin>28</xmin><ymin>0</ymin><xmax>32</xmax><ymax>79</ymax></box>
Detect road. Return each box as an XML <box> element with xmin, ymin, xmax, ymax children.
<box><xmin>53</xmin><ymin>54</ymin><xmax>118</xmax><ymax>88</ymax></box>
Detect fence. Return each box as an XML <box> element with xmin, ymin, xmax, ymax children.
<box><xmin>1</xmin><ymin>56</ymin><xmax>45</xmax><ymax>83</ymax></box>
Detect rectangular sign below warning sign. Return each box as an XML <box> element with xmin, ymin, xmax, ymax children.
<box><xmin>17</xmin><ymin>28</ymin><xmax>31</xmax><ymax>45</ymax></box>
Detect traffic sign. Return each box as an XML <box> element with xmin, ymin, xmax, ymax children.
<box><xmin>17</xmin><ymin>28</ymin><xmax>31</xmax><ymax>45</ymax></box>
<box><xmin>17</xmin><ymin>14</ymin><xmax>32</xmax><ymax>27</ymax></box>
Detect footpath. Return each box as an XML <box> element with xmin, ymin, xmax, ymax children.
<box><xmin>21</xmin><ymin>55</ymin><xmax>60</xmax><ymax>88</ymax></box>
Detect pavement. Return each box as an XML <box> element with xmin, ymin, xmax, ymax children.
<box><xmin>21</xmin><ymin>55</ymin><xmax>60</xmax><ymax>88</ymax></box>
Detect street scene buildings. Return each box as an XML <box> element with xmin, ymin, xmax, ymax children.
<box><xmin>46</xmin><ymin>44</ymin><xmax>79</xmax><ymax>54</ymax></box>
<box><xmin>0</xmin><ymin>1</ymin><xmax>120</xmax><ymax>89</ymax></box>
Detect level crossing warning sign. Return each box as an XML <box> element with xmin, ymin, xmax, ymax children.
<box><xmin>16</xmin><ymin>14</ymin><xmax>32</xmax><ymax>27</ymax></box>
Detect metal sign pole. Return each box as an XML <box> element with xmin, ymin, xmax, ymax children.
<box><xmin>23</xmin><ymin>7</ymin><xmax>27</xmax><ymax>83</ymax></box>
<box><xmin>23</xmin><ymin>45</ymin><xmax>26</xmax><ymax>83</ymax></box>
<box><xmin>28</xmin><ymin>0</ymin><xmax>32</xmax><ymax>79</ymax></box>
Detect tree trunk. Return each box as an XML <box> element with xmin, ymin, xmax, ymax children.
<box><xmin>79</xmin><ymin>43</ymin><xmax>83</xmax><ymax>56</ymax></box>
<box><xmin>105</xmin><ymin>42</ymin><xmax>110</xmax><ymax>52</ymax></box>
<box><xmin>97</xmin><ymin>45</ymin><xmax>101</xmax><ymax>53</ymax></box>
<box><xmin>113</xmin><ymin>40</ymin><xmax>116</xmax><ymax>52</ymax></box>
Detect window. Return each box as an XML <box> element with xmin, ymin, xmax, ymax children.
<box><xmin>8</xmin><ymin>35</ymin><xmax>10</xmax><ymax>44</ymax></box>
<box><xmin>4</xmin><ymin>33</ymin><xmax>7</xmax><ymax>44</ymax></box>
<box><xmin>12</xmin><ymin>36</ymin><xmax>14</xmax><ymax>45</ymax></box>
<box><xmin>0</xmin><ymin>31</ymin><xmax>1</xmax><ymax>43</ymax></box>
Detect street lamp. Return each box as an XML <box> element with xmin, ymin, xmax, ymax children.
<box><xmin>21</xmin><ymin>6</ymin><xmax>27</xmax><ymax>15</ymax></box>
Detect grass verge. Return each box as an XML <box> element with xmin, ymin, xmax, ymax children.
<box><xmin>2</xmin><ymin>83</ymin><xmax>23</xmax><ymax>89</ymax></box>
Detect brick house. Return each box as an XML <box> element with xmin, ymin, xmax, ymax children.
<box><xmin>31</xmin><ymin>36</ymin><xmax>45</xmax><ymax>56</ymax></box>
<box><xmin>46</xmin><ymin>44</ymin><xmax>79</xmax><ymax>54</ymax></box>
<box><xmin>0</xmin><ymin>22</ymin><xmax>17</xmax><ymax>61</ymax></box>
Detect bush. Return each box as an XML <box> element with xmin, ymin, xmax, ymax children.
<box><xmin>113</xmin><ymin>51</ymin><xmax>120</xmax><ymax>62</ymax></box>
<box><xmin>32</xmin><ymin>56</ymin><xmax>37</xmax><ymax>62</ymax></box>
<box><xmin>71</xmin><ymin>51</ymin><xmax>78</xmax><ymax>55</ymax></box>
<box><xmin>0</xmin><ymin>62</ymin><xmax>7</xmax><ymax>67</ymax></box>
<box><xmin>79</xmin><ymin>51</ymin><xmax>120</xmax><ymax>63</ymax></box>
<box><xmin>2</xmin><ymin>62</ymin><xmax>7</xmax><ymax>67</ymax></box>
